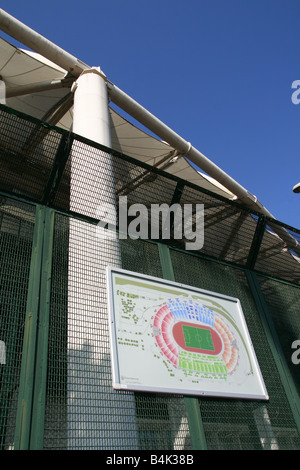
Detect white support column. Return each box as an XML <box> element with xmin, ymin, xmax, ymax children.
<box><xmin>72</xmin><ymin>68</ymin><xmax>111</xmax><ymax>147</ymax></box>
<box><xmin>67</xmin><ymin>68</ymin><xmax>138</xmax><ymax>450</ymax></box>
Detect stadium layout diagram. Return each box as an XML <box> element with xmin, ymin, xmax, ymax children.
<box><xmin>107</xmin><ymin>267</ymin><xmax>268</xmax><ymax>400</ymax></box>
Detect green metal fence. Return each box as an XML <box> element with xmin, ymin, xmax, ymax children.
<box><xmin>0</xmin><ymin>104</ymin><xmax>299</xmax><ymax>450</ymax></box>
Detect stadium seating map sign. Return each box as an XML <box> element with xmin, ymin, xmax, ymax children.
<box><xmin>107</xmin><ymin>267</ymin><xmax>268</xmax><ymax>400</ymax></box>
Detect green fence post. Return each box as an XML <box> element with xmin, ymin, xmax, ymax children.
<box><xmin>158</xmin><ymin>243</ymin><xmax>207</xmax><ymax>450</ymax></box>
<box><xmin>14</xmin><ymin>206</ymin><xmax>45</xmax><ymax>450</ymax></box>
<box><xmin>30</xmin><ymin>208</ymin><xmax>55</xmax><ymax>449</ymax></box>
<box><xmin>246</xmin><ymin>215</ymin><xmax>267</xmax><ymax>270</ymax></box>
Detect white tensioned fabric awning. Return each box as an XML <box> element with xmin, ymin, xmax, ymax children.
<box><xmin>0</xmin><ymin>36</ymin><xmax>235</xmax><ymax>200</ymax></box>
<box><xmin>1</xmin><ymin>32</ymin><xmax>300</xmax><ymax>272</ymax></box>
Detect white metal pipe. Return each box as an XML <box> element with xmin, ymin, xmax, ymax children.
<box><xmin>0</xmin><ymin>9</ymin><xmax>88</xmax><ymax>76</ymax></box>
<box><xmin>6</xmin><ymin>78</ymin><xmax>74</xmax><ymax>98</ymax></box>
<box><xmin>46</xmin><ymin>93</ymin><xmax>73</xmax><ymax>126</ymax></box>
<box><xmin>108</xmin><ymin>84</ymin><xmax>266</xmax><ymax>213</ymax></box>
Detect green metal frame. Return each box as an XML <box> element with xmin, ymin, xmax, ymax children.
<box><xmin>158</xmin><ymin>243</ymin><xmax>207</xmax><ymax>451</ymax></box>
<box><xmin>14</xmin><ymin>206</ymin><xmax>45</xmax><ymax>449</ymax></box>
<box><xmin>246</xmin><ymin>215</ymin><xmax>267</xmax><ymax>269</ymax></box>
<box><xmin>30</xmin><ymin>208</ymin><xmax>55</xmax><ymax>449</ymax></box>
<box><xmin>41</xmin><ymin>134</ymin><xmax>74</xmax><ymax>206</ymax></box>
<box><xmin>13</xmin><ymin>206</ymin><xmax>55</xmax><ymax>450</ymax></box>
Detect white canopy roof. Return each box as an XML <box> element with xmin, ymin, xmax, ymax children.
<box><xmin>0</xmin><ymin>22</ymin><xmax>299</xmax><ymax>265</ymax></box>
<box><xmin>0</xmin><ymin>36</ymin><xmax>235</xmax><ymax>200</ymax></box>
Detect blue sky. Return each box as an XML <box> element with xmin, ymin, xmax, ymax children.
<box><xmin>1</xmin><ymin>0</ymin><xmax>300</xmax><ymax>228</ymax></box>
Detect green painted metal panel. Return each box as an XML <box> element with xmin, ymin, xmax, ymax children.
<box><xmin>158</xmin><ymin>243</ymin><xmax>207</xmax><ymax>451</ymax></box>
<box><xmin>30</xmin><ymin>208</ymin><xmax>55</xmax><ymax>449</ymax></box>
<box><xmin>14</xmin><ymin>206</ymin><xmax>45</xmax><ymax>450</ymax></box>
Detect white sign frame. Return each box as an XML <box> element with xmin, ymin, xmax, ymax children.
<box><xmin>106</xmin><ymin>267</ymin><xmax>268</xmax><ymax>400</ymax></box>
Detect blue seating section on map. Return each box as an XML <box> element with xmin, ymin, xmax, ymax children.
<box><xmin>167</xmin><ymin>299</ymin><xmax>215</xmax><ymax>326</ymax></box>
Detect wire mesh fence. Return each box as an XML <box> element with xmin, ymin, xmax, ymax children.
<box><xmin>257</xmin><ymin>275</ymin><xmax>300</xmax><ymax>396</ymax></box>
<box><xmin>0</xmin><ymin>198</ymin><xmax>35</xmax><ymax>449</ymax></box>
<box><xmin>43</xmin><ymin>216</ymin><xmax>192</xmax><ymax>450</ymax></box>
<box><xmin>170</xmin><ymin>250</ymin><xmax>300</xmax><ymax>450</ymax></box>
<box><xmin>0</xmin><ymin>104</ymin><xmax>299</xmax><ymax>450</ymax></box>
<box><xmin>1</xmin><ymin>104</ymin><xmax>300</xmax><ymax>283</ymax></box>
